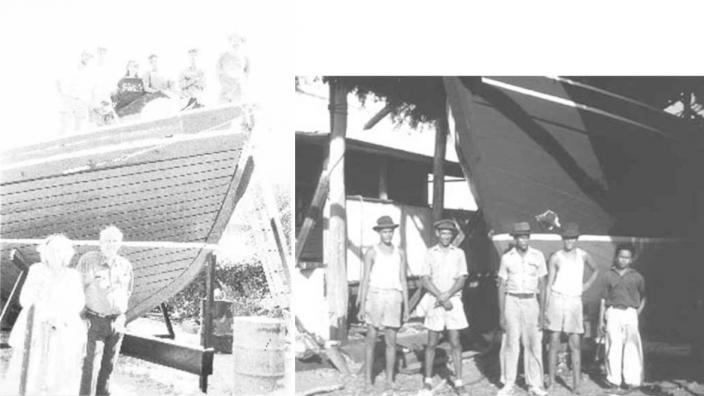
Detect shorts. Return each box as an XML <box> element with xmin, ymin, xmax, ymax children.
<box><xmin>364</xmin><ymin>287</ymin><xmax>402</xmax><ymax>328</ymax></box>
<box><xmin>545</xmin><ymin>290</ymin><xmax>583</xmax><ymax>334</ymax></box>
<box><xmin>424</xmin><ymin>296</ymin><xmax>468</xmax><ymax>332</ymax></box>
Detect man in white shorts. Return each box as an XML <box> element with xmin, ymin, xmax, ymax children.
<box><xmin>545</xmin><ymin>223</ymin><xmax>598</xmax><ymax>394</ymax></box>
<box><xmin>357</xmin><ymin>215</ymin><xmax>410</xmax><ymax>392</ymax></box>
<box><xmin>421</xmin><ymin>219</ymin><xmax>469</xmax><ymax>391</ymax></box>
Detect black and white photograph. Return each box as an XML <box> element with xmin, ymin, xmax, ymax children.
<box><xmin>293</xmin><ymin>76</ymin><xmax>704</xmax><ymax>396</ymax></box>
<box><xmin>0</xmin><ymin>1</ymin><xmax>292</xmax><ymax>395</ymax></box>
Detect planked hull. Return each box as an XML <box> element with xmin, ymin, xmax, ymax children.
<box><xmin>1</xmin><ymin>106</ymin><xmax>253</xmax><ymax>322</ymax></box>
<box><xmin>444</xmin><ymin>77</ymin><xmax>704</xmax><ymax>339</ymax></box>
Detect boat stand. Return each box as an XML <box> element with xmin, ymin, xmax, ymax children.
<box><xmin>120</xmin><ymin>252</ymin><xmax>217</xmax><ymax>393</ymax></box>
<box><xmin>0</xmin><ymin>250</ymin><xmax>29</xmax><ymax>333</ymax></box>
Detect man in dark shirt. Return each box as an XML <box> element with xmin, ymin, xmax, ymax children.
<box><xmin>598</xmin><ymin>243</ymin><xmax>646</xmax><ymax>390</ymax></box>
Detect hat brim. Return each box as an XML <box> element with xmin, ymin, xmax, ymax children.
<box><xmin>435</xmin><ymin>226</ymin><xmax>458</xmax><ymax>232</ymax></box>
<box><xmin>510</xmin><ymin>231</ymin><xmax>531</xmax><ymax>236</ymax></box>
<box><xmin>373</xmin><ymin>224</ymin><xmax>399</xmax><ymax>231</ymax></box>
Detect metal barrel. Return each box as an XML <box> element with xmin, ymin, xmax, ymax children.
<box><xmin>232</xmin><ymin>316</ymin><xmax>286</xmax><ymax>395</ymax></box>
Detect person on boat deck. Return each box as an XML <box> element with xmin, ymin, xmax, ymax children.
<box><xmin>545</xmin><ymin>223</ymin><xmax>599</xmax><ymax>394</ymax></box>
<box><xmin>78</xmin><ymin>225</ymin><xmax>134</xmax><ymax>396</ymax></box>
<box><xmin>142</xmin><ymin>54</ymin><xmax>173</xmax><ymax>94</ymax></box>
<box><xmin>179</xmin><ymin>48</ymin><xmax>206</xmax><ymax>110</ymax></box>
<box><xmin>421</xmin><ymin>219</ymin><xmax>469</xmax><ymax>392</ymax></box>
<box><xmin>598</xmin><ymin>243</ymin><xmax>646</xmax><ymax>391</ymax></box>
<box><xmin>0</xmin><ymin>234</ymin><xmax>86</xmax><ymax>396</ymax></box>
<box><xmin>356</xmin><ymin>215</ymin><xmax>410</xmax><ymax>392</ymax></box>
<box><xmin>217</xmin><ymin>33</ymin><xmax>250</xmax><ymax>104</ymax></box>
<box><xmin>91</xmin><ymin>46</ymin><xmax>118</xmax><ymax>126</ymax></box>
<box><xmin>57</xmin><ymin>50</ymin><xmax>95</xmax><ymax>134</ymax></box>
<box><xmin>112</xmin><ymin>60</ymin><xmax>146</xmax><ymax>117</ymax></box>
<box><xmin>497</xmin><ymin>222</ymin><xmax>548</xmax><ymax>396</ymax></box>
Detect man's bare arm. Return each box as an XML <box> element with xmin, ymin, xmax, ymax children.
<box><xmin>582</xmin><ymin>251</ymin><xmax>599</xmax><ymax>292</ymax></box>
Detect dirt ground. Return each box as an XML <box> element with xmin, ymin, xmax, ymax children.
<box><xmin>1</xmin><ymin>316</ymin><xmax>292</xmax><ymax>396</ymax></box>
<box><xmin>295</xmin><ymin>325</ymin><xmax>704</xmax><ymax>396</ymax></box>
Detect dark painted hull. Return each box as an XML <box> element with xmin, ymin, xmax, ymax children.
<box><xmin>444</xmin><ymin>77</ymin><xmax>704</xmax><ymax>339</ymax></box>
<box><xmin>1</xmin><ymin>106</ymin><xmax>253</xmax><ymax>322</ymax></box>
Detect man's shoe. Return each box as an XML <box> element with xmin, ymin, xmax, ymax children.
<box><xmin>497</xmin><ymin>385</ymin><xmax>515</xmax><ymax>396</ymax></box>
<box><xmin>423</xmin><ymin>377</ymin><xmax>433</xmax><ymax>390</ymax></box>
<box><xmin>529</xmin><ymin>386</ymin><xmax>548</xmax><ymax>396</ymax></box>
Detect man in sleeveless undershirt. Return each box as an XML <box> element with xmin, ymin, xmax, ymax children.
<box><xmin>545</xmin><ymin>223</ymin><xmax>598</xmax><ymax>394</ymax></box>
<box><xmin>356</xmin><ymin>215</ymin><xmax>410</xmax><ymax>393</ymax></box>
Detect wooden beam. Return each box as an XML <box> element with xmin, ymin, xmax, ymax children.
<box><xmin>0</xmin><ymin>250</ymin><xmax>30</xmax><ymax>329</ymax></box>
<box><xmin>295</xmin><ymin>158</ymin><xmax>329</xmax><ymax>265</ymax></box>
<box><xmin>18</xmin><ymin>305</ymin><xmax>35</xmax><ymax>396</ymax></box>
<box><xmin>432</xmin><ymin>114</ymin><xmax>449</xmax><ymax>222</ymax></box>
<box><xmin>363</xmin><ymin>102</ymin><xmax>395</xmax><ymax>130</ymax></box>
<box><xmin>158</xmin><ymin>303</ymin><xmax>175</xmax><ymax>339</ymax></box>
<box><xmin>326</xmin><ymin>79</ymin><xmax>349</xmax><ymax>342</ymax></box>
<box><xmin>201</xmin><ymin>253</ymin><xmax>216</xmax><ymax>349</ymax></box>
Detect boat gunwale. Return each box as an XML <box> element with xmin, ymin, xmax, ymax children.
<box><xmin>0</xmin><ymin>104</ymin><xmax>244</xmax><ymax>160</ymax></box>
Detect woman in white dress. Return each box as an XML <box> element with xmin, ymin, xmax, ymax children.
<box><xmin>1</xmin><ymin>234</ymin><xmax>87</xmax><ymax>395</ymax></box>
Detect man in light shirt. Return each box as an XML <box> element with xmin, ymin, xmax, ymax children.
<box><xmin>497</xmin><ymin>222</ymin><xmax>548</xmax><ymax>396</ymax></box>
<box><xmin>57</xmin><ymin>50</ymin><xmax>95</xmax><ymax>134</ymax></box>
<box><xmin>78</xmin><ymin>225</ymin><xmax>133</xmax><ymax>396</ymax></box>
<box><xmin>421</xmin><ymin>219</ymin><xmax>469</xmax><ymax>391</ymax></box>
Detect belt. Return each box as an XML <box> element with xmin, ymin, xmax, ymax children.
<box><xmin>607</xmin><ymin>305</ymin><xmax>632</xmax><ymax>310</ymax></box>
<box><xmin>507</xmin><ymin>292</ymin><xmax>536</xmax><ymax>299</ymax></box>
<box><xmin>85</xmin><ymin>309</ymin><xmax>122</xmax><ymax>320</ymax></box>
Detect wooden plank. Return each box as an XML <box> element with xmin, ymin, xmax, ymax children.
<box><xmin>121</xmin><ymin>332</ymin><xmax>214</xmax><ymax>376</ymax></box>
<box><xmin>1</xmin><ymin>154</ymin><xmax>236</xmax><ymax>205</ymax></box>
<box><xmin>1</xmin><ymin>147</ymin><xmax>237</xmax><ymax>196</ymax></box>
<box><xmin>295</xmin><ymin>157</ymin><xmax>329</xmax><ymax>265</ymax></box>
<box><xmin>2</xmin><ymin>181</ymin><xmax>230</xmax><ymax>228</ymax></box>
<box><xmin>2</xmin><ymin>162</ymin><xmax>235</xmax><ymax>213</ymax></box>
<box><xmin>2</xmin><ymin>200</ymin><xmax>224</xmax><ymax>236</ymax></box>
<box><xmin>2</xmin><ymin>189</ymin><xmax>226</xmax><ymax>227</ymax></box>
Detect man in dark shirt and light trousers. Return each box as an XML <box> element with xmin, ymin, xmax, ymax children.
<box><xmin>598</xmin><ymin>243</ymin><xmax>646</xmax><ymax>390</ymax></box>
<box><xmin>78</xmin><ymin>225</ymin><xmax>134</xmax><ymax>396</ymax></box>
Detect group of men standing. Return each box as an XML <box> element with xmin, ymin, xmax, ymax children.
<box><xmin>357</xmin><ymin>216</ymin><xmax>647</xmax><ymax>395</ymax></box>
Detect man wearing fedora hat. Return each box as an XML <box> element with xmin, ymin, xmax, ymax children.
<box><xmin>357</xmin><ymin>215</ymin><xmax>410</xmax><ymax>391</ymax></box>
<box><xmin>420</xmin><ymin>219</ymin><xmax>469</xmax><ymax>391</ymax></box>
<box><xmin>497</xmin><ymin>222</ymin><xmax>548</xmax><ymax>396</ymax></box>
<box><xmin>545</xmin><ymin>223</ymin><xmax>598</xmax><ymax>394</ymax></box>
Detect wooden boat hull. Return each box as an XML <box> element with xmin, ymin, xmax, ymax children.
<box><xmin>444</xmin><ymin>77</ymin><xmax>704</xmax><ymax>339</ymax></box>
<box><xmin>1</xmin><ymin>106</ymin><xmax>253</xmax><ymax>322</ymax></box>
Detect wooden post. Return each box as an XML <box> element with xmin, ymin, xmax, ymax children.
<box><xmin>19</xmin><ymin>305</ymin><xmax>35</xmax><ymax>396</ymax></box>
<box><xmin>378</xmin><ymin>157</ymin><xmax>389</xmax><ymax>200</ymax></box>
<box><xmin>432</xmin><ymin>115</ymin><xmax>449</xmax><ymax>222</ymax></box>
<box><xmin>201</xmin><ymin>253</ymin><xmax>216</xmax><ymax>349</ymax></box>
<box><xmin>325</xmin><ymin>79</ymin><xmax>349</xmax><ymax>342</ymax></box>
<box><xmin>159</xmin><ymin>303</ymin><xmax>175</xmax><ymax>339</ymax></box>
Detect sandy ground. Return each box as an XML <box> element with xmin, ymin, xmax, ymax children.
<box><xmin>1</xmin><ymin>316</ymin><xmax>291</xmax><ymax>395</ymax></box>
<box><xmin>295</xmin><ymin>325</ymin><xmax>704</xmax><ymax>396</ymax></box>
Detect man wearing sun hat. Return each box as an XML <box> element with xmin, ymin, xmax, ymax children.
<box><xmin>356</xmin><ymin>215</ymin><xmax>410</xmax><ymax>392</ymax></box>
<box><xmin>497</xmin><ymin>222</ymin><xmax>548</xmax><ymax>396</ymax></box>
<box><xmin>420</xmin><ymin>219</ymin><xmax>469</xmax><ymax>391</ymax></box>
<box><xmin>545</xmin><ymin>223</ymin><xmax>599</xmax><ymax>393</ymax></box>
